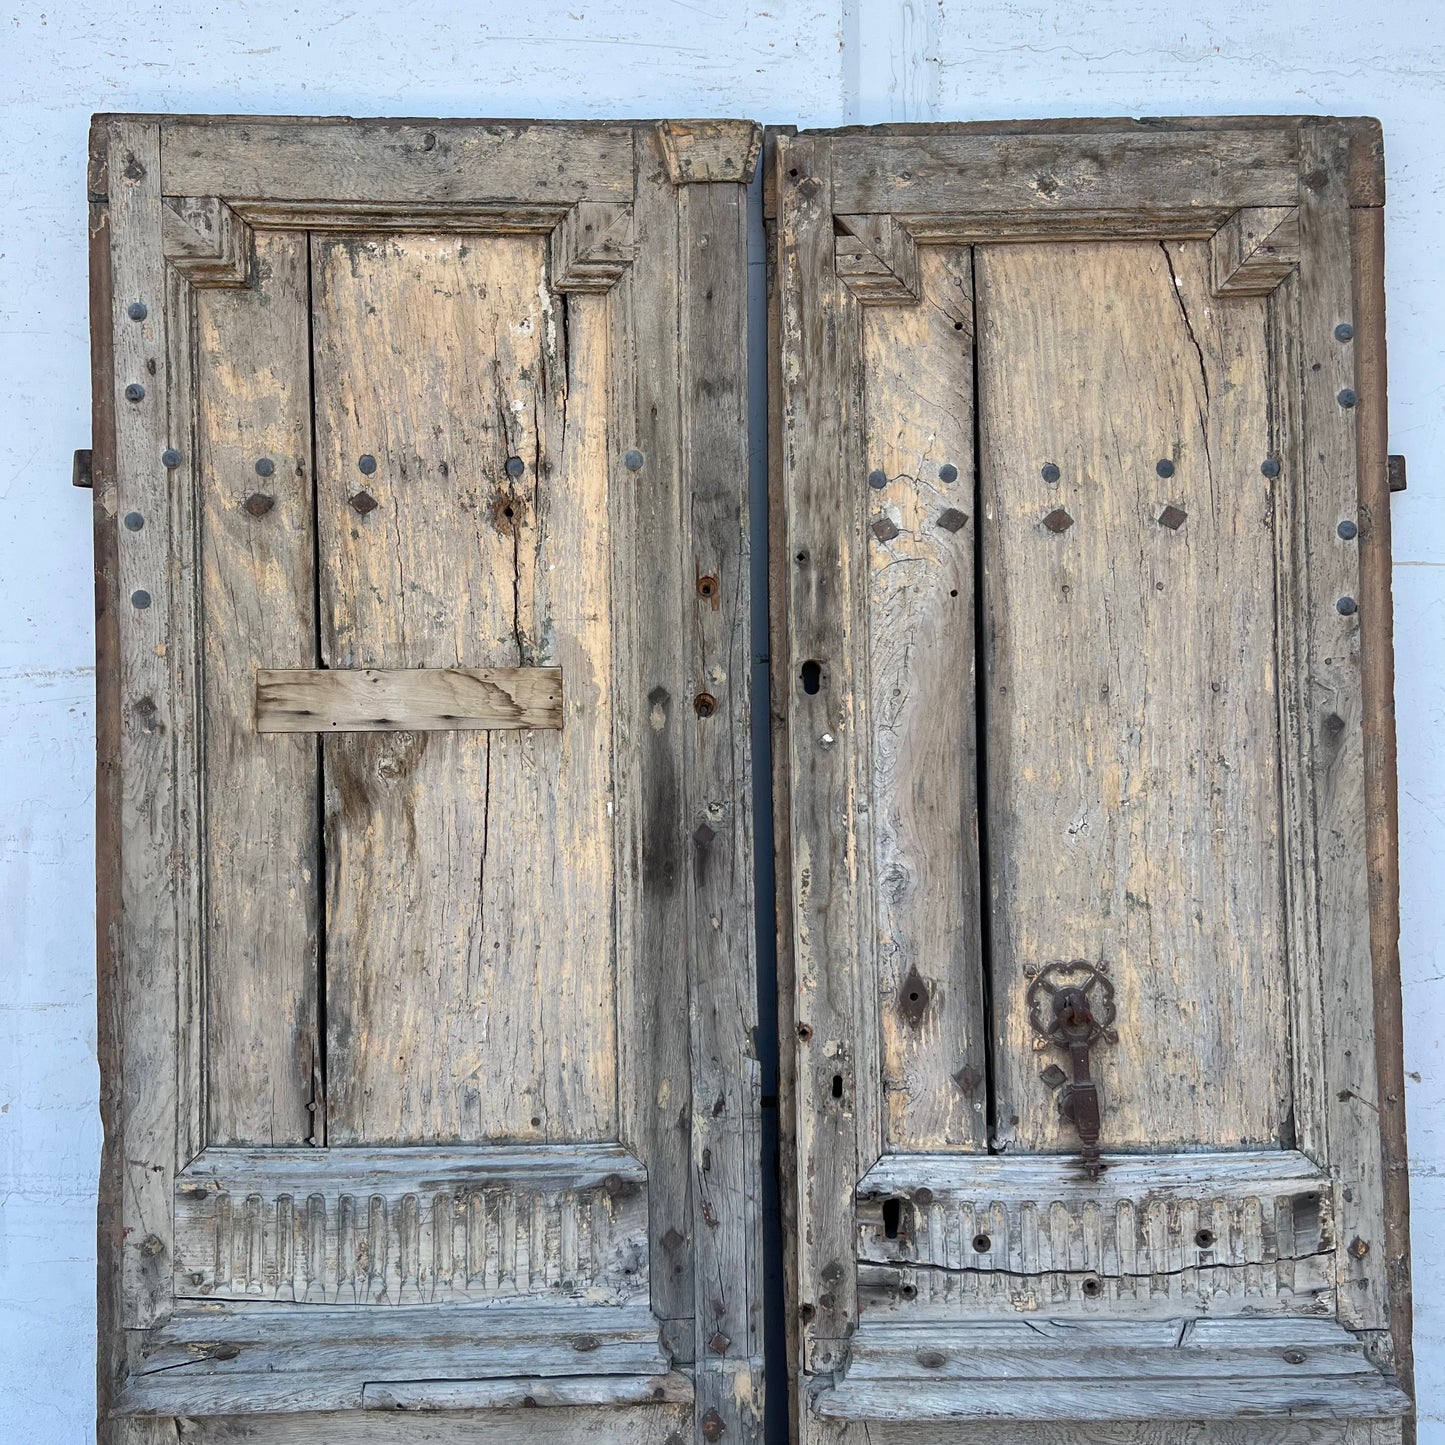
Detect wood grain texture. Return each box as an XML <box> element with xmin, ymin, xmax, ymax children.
<box><xmin>856</xmin><ymin>1150</ymin><xmax>1334</xmax><ymax>1318</ymax></box>
<box><xmin>777</xmin><ymin>131</ymin><xmax>876</xmax><ymax>1369</ymax></box>
<box><xmin>255</xmin><ymin>667</ymin><xmax>562</xmax><ymax>733</ymax></box>
<box><xmin>1210</xmin><ymin>207</ymin><xmax>1299</xmax><ymax>297</ymax></box>
<box><xmin>976</xmin><ymin>239</ymin><xmax>1288</xmax><ymax>1154</ymax></box>
<box><xmin>1296</xmin><ymin>123</ymin><xmax>1389</xmax><ymax>1332</ymax></box>
<box><xmin>802</xmin><ymin>1421</ymin><xmax>1404</xmax><ymax>1445</ymax></box>
<box><xmin>160</xmin><ymin>120</ymin><xmax>635</xmax><ymax>203</ymax></box>
<box><xmin>614</xmin><ymin>126</ymin><xmax>695</xmax><ymax>1341</ymax></box>
<box><xmin>196</xmin><ymin>230</ymin><xmax>319</xmax><ymax>1148</ymax></box>
<box><xmin>172</xmin><ymin>1145</ymin><xmax>647</xmax><ymax>1306</ymax></box>
<box><xmin>106</xmin><ymin>116</ymin><xmax>180</xmax><ymax>1329</ymax></box>
<box><xmin>1351</xmin><ymin>200</ymin><xmax>1413</xmax><ymax>1414</ymax></box>
<box><xmin>829</xmin><ymin>127</ymin><xmax>1301</xmax><ymax>218</ymax></box>
<box><xmin>163</xmin><ymin>196</ymin><xmax>254</xmax><ymax>286</ymax></box>
<box><xmin>679</xmin><ymin>177</ymin><xmax>764</xmax><ymax>1436</ymax></box>
<box><xmin>658</xmin><ymin>119</ymin><xmax>762</xmax><ymax>184</ymax></box>
<box><xmin>862</xmin><ymin>246</ymin><xmax>986</xmax><ymax>1153</ymax></box>
<box><xmin>170</xmin><ymin>1406</ymin><xmax>690</xmax><ymax>1443</ymax></box>
<box><xmin>311</xmin><ymin>232</ymin><xmax>616</xmax><ymax>1146</ymax></box>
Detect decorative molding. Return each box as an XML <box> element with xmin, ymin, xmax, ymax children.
<box><xmin>834</xmin><ymin>213</ymin><xmax>920</xmax><ymax>304</ymax></box>
<box><xmin>548</xmin><ymin>201</ymin><xmax>635</xmax><ymax>292</ymax></box>
<box><xmin>857</xmin><ymin>1150</ymin><xmax>1334</xmax><ymax>1316</ymax></box>
<box><xmin>658</xmin><ymin>119</ymin><xmax>762</xmax><ymax>184</ymax></box>
<box><xmin>162</xmin><ymin>196</ymin><xmax>254</xmax><ymax>287</ymax></box>
<box><xmin>174</xmin><ymin>1146</ymin><xmax>649</xmax><ymax>1307</ymax></box>
<box><xmin>227</xmin><ymin>198</ymin><xmax>572</xmax><ymax>234</ymax></box>
<box><xmin>1210</xmin><ymin>206</ymin><xmax>1300</xmax><ymax>296</ymax></box>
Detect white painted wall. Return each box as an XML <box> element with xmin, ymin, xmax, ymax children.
<box><xmin>1</xmin><ymin>2</ymin><xmax>1440</xmax><ymax>1440</ymax></box>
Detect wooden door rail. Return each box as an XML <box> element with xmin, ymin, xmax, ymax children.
<box><xmin>255</xmin><ymin>666</ymin><xmax>563</xmax><ymax>733</ymax></box>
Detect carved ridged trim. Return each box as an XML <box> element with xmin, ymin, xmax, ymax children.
<box><xmin>174</xmin><ymin>1147</ymin><xmax>648</xmax><ymax>1306</ymax></box>
<box><xmin>835</xmin><ymin>214</ymin><xmax>920</xmax><ymax>304</ymax></box>
<box><xmin>225</xmin><ymin>199</ymin><xmax>574</xmax><ymax>233</ymax></box>
<box><xmin>657</xmin><ymin>119</ymin><xmax>762</xmax><ymax>184</ymax></box>
<box><xmin>857</xmin><ymin>1150</ymin><xmax>1334</xmax><ymax>1315</ymax></box>
<box><xmin>162</xmin><ymin>196</ymin><xmax>254</xmax><ymax>287</ymax></box>
<box><xmin>548</xmin><ymin>201</ymin><xmax>635</xmax><ymax>293</ymax></box>
<box><xmin>1210</xmin><ymin>206</ymin><xmax>1301</xmax><ymax>296</ymax></box>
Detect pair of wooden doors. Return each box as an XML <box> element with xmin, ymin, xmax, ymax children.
<box><xmin>90</xmin><ymin>115</ymin><xmax>1410</xmax><ymax>1445</ymax></box>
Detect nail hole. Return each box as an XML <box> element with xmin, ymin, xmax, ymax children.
<box><xmin>882</xmin><ymin>1198</ymin><xmax>902</xmax><ymax>1240</ymax></box>
<box><xmin>788</xmin><ymin>168</ymin><xmax>799</xmax><ymax>178</ymax></box>
<box><xmin>972</xmin><ymin>1233</ymin><xmax>992</xmax><ymax>1253</ymax></box>
<box><xmin>1195</xmin><ymin>1228</ymin><xmax>1215</xmax><ymax>1249</ymax></box>
<box><xmin>800</xmin><ymin>659</ymin><xmax>822</xmax><ymax>695</ymax></box>
<box><xmin>697</xmin><ymin>575</ymin><xmax>718</xmax><ymax>598</ymax></box>
<box><xmin>693</xmin><ymin>692</ymin><xmax>716</xmax><ymax>718</ymax></box>
<box><xmin>954</xmin><ymin>320</ymin><xmax>963</xmax><ymax>330</ymax></box>
<box><xmin>1081</xmin><ymin>1276</ymin><xmax>1103</xmax><ymax>1298</ymax></box>
<box><xmin>795</xmin><ymin>550</ymin><xmax>808</xmax><ymax>565</ymax></box>
<box><xmin>797</xmin><ymin>1023</ymin><xmax>813</xmax><ymax>1041</ymax></box>
<box><xmin>949</xmin><ymin>589</ymin><xmax>958</xmax><ymax>598</ymax></box>
<box><xmin>900</xmin><ymin>1283</ymin><xmax>918</xmax><ymax>1300</ymax></box>
<box><xmin>504</xmin><ymin>505</ymin><xmax>514</xmax><ymax>519</ymax></box>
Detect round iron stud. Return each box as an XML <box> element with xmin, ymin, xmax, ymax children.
<box><xmin>624</xmin><ymin>450</ymin><xmax>645</xmax><ymax>471</ymax></box>
<box><xmin>1334</xmin><ymin>323</ymin><xmax>1355</xmax><ymax>342</ymax></box>
<box><xmin>1337</xmin><ymin>596</ymin><xmax>1358</xmax><ymax>615</ymax></box>
<box><xmin>938</xmin><ymin>463</ymin><xmax>959</xmax><ymax>483</ymax></box>
<box><xmin>124</xmin><ymin>383</ymin><xmax>145</xmax><ymax>402</ymax></box>
<box><xmin>1155</xmin><ymin>459</ymin><xmax>1175</xmax><ymax>478</ymax></box>
<box><xmin>127</xmin><ymin>301</ymin><xmax>148</xmax><ymax>322</ymax></box>
<box><xmin>162</xmin><ymin>448</ymin><xmax>182</xmax><ymax>469</ymax></box>
<box><xmin>123</xmin><ymin>512</ymin><xmax>145</xmax><ymax>532</ymax></box>
<box><xmin>1261</xmin><ymin>457</ymin><xmax>1281</xmax><ymax>478</ymax></box>
<box><xmin>1337</xmin><ymin>388</ymin><xmax>1358</xmax><ymax>408</ymax></box>
<box><xmin>358</xmin><ymin>454</ymin><xmax>378</xmax><ymax>475</ymax></box>
<box><xmin>254</xmin><ymin>457</ymin><xmax>275</xmax><ymax>478</ymax></box>
<box><xmin>1041</xmin><ymin>462</ymin><xmax>1061</xmax><ymax>484</ymax></box>
<box><xmin>131</xmin><ymin>590</ymin><xmax>152</xmax><ymax>610</ymax></box>
<box><xmin>867</xmin><ymin>469</ymin><xmax>888</xmax><ymax>489</ymax></box>
<box><xmin>505</xmin><ymin>456</ymin><xmax>525</xmax><ymax>478</ymax></box>
<box><xmin>1338</xmin><ymin>519</ymin><xmax>1359</xmax><ymax>540</ymax></box>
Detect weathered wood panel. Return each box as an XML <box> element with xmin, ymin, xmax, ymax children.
<box><xmin>172</xmin><ymin>1146</ymin><xmax>647</xmax><ymax>1306</ymax></box>
<box><xmin>254</xmin><ymin>666</ymin><xmax>562</xmax><ymax>733</ymax></box>
<box><xmin>806</xmin><ymin>1422</ymin><xmax>1400</xmax><ymax>1445</ymax></box>
<box><xmin>679</xmin><ymin>172</ymin><xmax>765</xmax><ymax>1437</ymax></box>
<box><xmin>975</xmin><ymin>239</ymin><xmax>1288</xmax><ymax>1153</ymax></box>
<box><xmin>777</xmin><ymin>130</ymin><xmax>877</xmax><ymax>1370</ymax></box>
<box><xmin>171</xmin><ymin>1406</ymin><xmax>691</xmax><ymax>1444</ymax></box>
<box><xmin>196</xmin><ymin>230</ymin><xmax>319</xmax><ymax>1147</ymax></box>
<box><xmin>1296</xmin><ymin>123</ymin><xmax>1390</xmax><ymax>1333</ymax></box>
<box><xmin>311</xmin><ymin>232</ymin><xmax>615</xmax><ymax>1146</ymax></box>
<box><xmin>829</xmin><ymin>127</ymin><xmax>1301</xmax><ymax>218</ymax></box>
<box><xmin>161</xmin><ymin>120</ymin><xmax>635</xmax><ymax>204</ymax></box>
<box><xmin>856</xmin><ymin>1150</ymin><xmax>1333</xmax><ymax>1317</ymax></box>
<box><xmin>862</xmin><ymin>246</ymin><xmax>987</xmax><ymax>1153</ymax></box>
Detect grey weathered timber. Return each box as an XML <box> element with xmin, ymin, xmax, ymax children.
<box><xmin>94</xmin><ymin>113</ymin><xmax>761</xmax><ymax>1444</ymax></box>
<box><xmin>196</xmin><ymin>230</ymin><xmax>318</xmax><ymax>1149</ymax></box>
<box><xmin>160</xmin><ymin>119</ymin><xmax>636</xmax><ymax>202</ymax></box>
<box><xmin>679</xmin><ymin>168</ymin><xmax>766</xmax><ymax>1437</ymax></box>
<box><xmin>777</xmin><ymin>130</ymin><xmax>878</xmax><ymax>1371</ymax></box>
<box><xmin>806</xmin><ymin>1423</ymin><xmax>1403</xmax><ymax>1445</ymax></box>
<box><xmin>172</xmin><ymin>1145</ymin><xmax>648</xmax><ymax>1306</ymax></box>
<box><xmin>171</xmin><ymin>1407</ymin><xmax>691</xmax><ymax>1444</ymax></box>
<box><xmin>1297</xmin><ymin>122</ymin><xmax>1391</xmax><ymax>1336</ymax></box>
<box><xmin>770</xmin><ymin>117</ymin><xmax>1407</xmax><ymax>1445</ymax></box>
<box><xmin>254</xmin><ymin>666</ymin><xmax>563</xmax><ymax>733</ymax></box>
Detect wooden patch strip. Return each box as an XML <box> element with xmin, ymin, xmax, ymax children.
<box><xmin>254</xmin><ymin>667</ymin><xmax>563</xmax><ymax>733</ymax></box>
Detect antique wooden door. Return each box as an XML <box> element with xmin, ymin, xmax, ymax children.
<box><xmin>92</xmin><ymin>115</ymin><xmax>762</xmax><ymax>1443</ymax></box>
<box><xmin>771</xmin><ymin>119</ymin><xmax>1411</xmax><ymax>1442</ymax></box>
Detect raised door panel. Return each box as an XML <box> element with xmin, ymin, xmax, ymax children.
<box><xmin>93</xmin><ymin>115</ymin><xmax>762</xmax><ymax>1444</ymax></box>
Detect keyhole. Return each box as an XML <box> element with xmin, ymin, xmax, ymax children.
<box><xmin>882</xmin><ymin>1198</ymin><xmax>902</xmax><ymax>1240</ymax></box>
<box><xmin>801</xmin><ymin>660</ymin><xmax>822</xmax><ymax>695</ymax></box>
<box><xmin>831</xmin><ymin>1073</ymin><xmax>843</xmax><ymax>1099</ymax></box>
